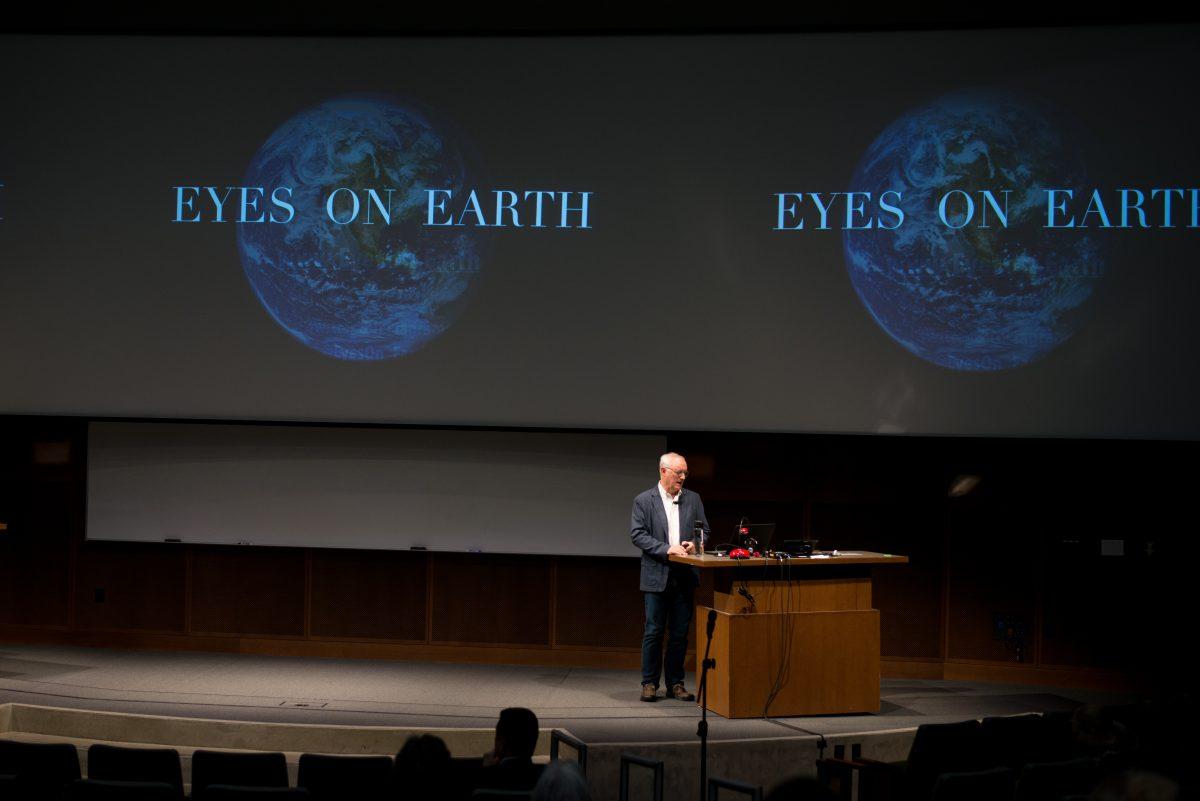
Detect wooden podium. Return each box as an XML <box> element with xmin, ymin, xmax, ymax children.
<box><xmin>671</xmin><ymin>551</ymin><xmax>908</xmax><ymax>718</ymax></box>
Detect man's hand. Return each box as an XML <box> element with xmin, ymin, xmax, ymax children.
<box><xmin>682</xmin><ymin>541</ymin><xmax>696</xmax><ymax>554</ymax></box>
<box><xmin>668</xmin><ymin>544</ymin><xmax>689</xmax><ymax>557</ymax></box>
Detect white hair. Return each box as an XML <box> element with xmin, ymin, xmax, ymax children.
<box><xmin>658</xmin><ymin>452</ymin><xmax>684</xmax><ymax>470</ymax></box>
<box><xmin>532</xmin><ymin>761</ymin><xmax>592</xmax><ymax>801</ymax></box>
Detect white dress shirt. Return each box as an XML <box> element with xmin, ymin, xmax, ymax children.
<box><xmin>658</xmin><ymin>482</ymin><xmax>681</xmax><ymax>548</ymax></box>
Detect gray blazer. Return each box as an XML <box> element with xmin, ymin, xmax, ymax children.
<box><xmin>630</xmin><ymin>485</ymin><xmax>710</xmax><ymax>592</ymax></box>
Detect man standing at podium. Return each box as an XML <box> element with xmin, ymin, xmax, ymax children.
<box><xmin>631</xmin><ymin>452</ymin><xmax>710</xmax><ymax>702</ymax></box>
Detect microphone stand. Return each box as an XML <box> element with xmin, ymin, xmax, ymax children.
<box><xmin>697</xmin><ymin>607</ymin><xmax>717</xmax><ymax>801</ymax></box>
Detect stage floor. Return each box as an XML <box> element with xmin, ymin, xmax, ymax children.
<box><xmin>0</xmin><ymin>644</ymin><xmax>1131</xmax><ymax>745</ymax></box>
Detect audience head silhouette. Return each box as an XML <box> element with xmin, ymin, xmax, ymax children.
<box><xmin>394</xmin><ymin>734</ymin><xmax>451</xmax><ymax>801</ymax></box>
<box><xmin>495</xmin><ymin>707</ymin><xmax>539</xmax><ymax>761</ymax></box>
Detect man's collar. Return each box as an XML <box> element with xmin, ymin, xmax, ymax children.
<box><xmin>658</xmin><ymin>482</ymin><xmax>681</xmax><ymax>503</ymax></box>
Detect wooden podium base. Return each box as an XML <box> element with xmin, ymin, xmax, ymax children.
<box><xmin>698</xmin><ymin>607</ymin><xmax>881</xmax><ymax>718</ymax></box>
<box><xmin>673</xmin><ymin>552</ymin><xmax>905</xmax><ymax>719</ymax></box>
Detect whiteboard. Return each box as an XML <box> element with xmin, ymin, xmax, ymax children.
<box><xmin>86</xmin><ymin>422</ymin><xmax>667</xmax><ymax>557</ymax></box>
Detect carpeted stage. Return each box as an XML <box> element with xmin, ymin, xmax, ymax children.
<box><xmin>0</xmin><ymin>645</ymin><xmax>1133</xmax><ymax>799</ymax></box>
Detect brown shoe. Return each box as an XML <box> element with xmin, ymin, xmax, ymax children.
<box><xmin>670</xmin><ymin>683</ymin><xmax>695</xmax><ymax>701</ymax></box>
<box><xmin>641</xmin><ymin>683</ymin><xmax>659</xmax><ymax>702</ymax></box>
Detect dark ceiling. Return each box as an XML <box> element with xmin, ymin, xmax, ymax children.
<box><xmin>4</xmin><ymin>4</ymin><xmax>1197</xmax><ymax>36</ymax></box>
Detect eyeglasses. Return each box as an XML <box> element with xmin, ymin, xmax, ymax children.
<box><xmin>663</xmin><ymin>467</ymin><xmax>688</xmax><ymax>478</ymax></box>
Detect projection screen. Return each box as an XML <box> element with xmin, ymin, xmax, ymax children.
<box><xmin>1</xmin><ymin>27</ymin><xmax>1198</xmax><ymax>438</ymax></box>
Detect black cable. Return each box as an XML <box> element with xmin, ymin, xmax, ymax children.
<box><xmin>761</xmin><ymin>552</ymin><xmax>796</xmax><ymax>718</ymax></box>
<box><xmin>778</xmin><ymin>556</ymin><xmax>796</xmax><ymax>706</ymax></box>
<box><xmin>758</xmin><ymin>561</ymin><xmax>787</xmax><ymax>714</ymax></box>
<box><xmin>755</xmin><ymin>551</ymin><xmax>774</xmax><ymax>713</ymax></box>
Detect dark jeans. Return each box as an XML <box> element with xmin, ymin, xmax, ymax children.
<box><xmin>641</xmin><ymin>568</ymin><xmax>695</xmax><ymax>688</ymax></box>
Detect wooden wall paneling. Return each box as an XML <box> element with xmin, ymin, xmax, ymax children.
<box><xmin>703</xmin><ymin>500</ymin><xmax>808</xmax><ymax>553</ymax></box>
<box><xmin>1040</xmin><ymin>534</ymin><xmax>1163</xmax><ymax>672</ymax></box>
<box><xmin>304</xmin><ymin>550</ymin><xmax>312</xmax><ymax>639</ymax></box>
<box><xmin>425</xmin><ymin>552</ymin><xmax>433</xmax><ymax>643</ymax></box>
<box><xmin>190</xmin><ymin>546</ymin><xmax>307</xmax><ymax>637</ymax></box>
<box><xmin>309</xmin><ymin>549</ymin><xmax>428</xmax><ymax>641</ymax></box>
<box><xmin>811</xmin><ymin>501</ymin><xmax>942</xmax><ymax>659</ymax></box>
<box><xmin>74</xmin><ymin>542</ymin><xmax>187</xmax><ymax>632</ymax></box>
<box><xmin>431</xmin><ymin>553</ymin><xmax>551</xmax><ymax>646</ymax></box>
<box><xmin>945</xmin><ymin>498</ymin><xmax>1038</xmax><ymax>662</ymax></box>
<box><xmin>548</xmin><ymin>557</ymin><xmax>557</xmax><ymax>648</ymax></box>
<box><xmin>941</xmin><ymin>505</ymin><xmax>951</xmax><ymax>662</ymax></box>
<box><xmin>0</xmin><ymin>483</ymin><xmax>74</xmax><ymax>628</ymax></box>
<box><xmin>0</xmin><ymin>536</ymin><xmax>69</xmax><ymax>628</ymax></box>
<box><xmin>184</xmin><ymin>546</ymin><xmax>194</xmax><ymax>634</ymax></box>
<box><xmin>554</xmin><ymin>556</ymin><xmax>643</xmax><ymax>649</ymax></box>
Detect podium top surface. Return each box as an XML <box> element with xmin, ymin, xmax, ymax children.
<box><xmin>669</xmin><ymin>551</ymin><xmax>908</xmax><ymax>568</ymax></box>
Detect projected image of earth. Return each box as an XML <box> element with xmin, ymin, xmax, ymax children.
<box><xmin>237</xmin><ymin>95</ymin><xmax>482</xmax><ymax>360</ymax></box>
<box><xmin>843</xmin><ymin>91</ymin><xmax>1104</xmax><ymax>371</ymax></box>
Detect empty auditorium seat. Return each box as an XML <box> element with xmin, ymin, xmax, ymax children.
<box><xmin>0</xmin><ymin>774</ymin><xmax>20</xmax><ymax>801</ymax></box>
<box><xmin>190</xmin><ymin>750</ymin><xmax>290</xmax><ymax>798</ymax></box>
<box><xmin>296</xmin><ymin>753</ymin><xmax>393</xmax><ymax>801</ymax></box>
<box><xmin>201</xmin><ymin>788</ymin><xmax>310</xmax><ymax>799</ymax></box>
<box><xmin>901</xmin><ymin>719</ymin><xmax>990</xmax><ymax>801</ymax></box>
<box><xmin>0</xmin><ymin>739</ymin><xmax>83</xmax><ymax>800</ymax></box>
<box><xmin>1037</xmin><ymin>710</ymin><xmax>1080</xmax><ymax>761</ymax></box>
<box><xmin>452</xmin><ymin>756</ymin><xmax>484</xmax><ymax>774</ymax></box>
<box><xmin>930</xmin><ymin>767</ymin><xmax>1015</xmax><ymax>801</ymax></box>
<box><xmin>827</xmin><ymin>719</ymin><xmax>993</xmax><ymax>801</ymax></box>
<box><xmin>86</xmin><ymin>744</ymin><xmax>183</xmax><ymax>795</ymax></box>
<box><xmin>0</xmin><ymin>739</ymin><xmax>19</xmax><ymax>774</ymax></box>
<box><xmin>1015</xmin><ymin>757</ymin><xmax>1101</xmax><ymax>801</ymax></box>
<box><xmin>64</xmin><ymin>778</ymin><xmax>183</xmax><ymax>800</ymax></box>
<box><xmin>980</xmin><ymin>714</ymin><xmax>1053</xmax><ymax>769</ymax></box>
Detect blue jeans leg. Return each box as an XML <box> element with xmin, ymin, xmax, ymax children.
<box><xmin>642</xmin><ymin>574</ymin><xmax>695</xmax><ymax>688</ymax></box>
<box><xmin>641</xmin><ymin>591</ymin><xmax>667</xmax><ymax>687</ymax></box>
<box><xmin>663</xmin><ymin>579</ymin><xmax>694</xmax><ymax>688</ymax></box>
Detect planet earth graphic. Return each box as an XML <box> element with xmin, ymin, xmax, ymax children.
<box><xmin>237</xmin><ymin>95</ymin><xmax>483</xmax><ymax>360</ymax></box>
<box><xmin>843</xmin><ymin>91</ymin><xmax>1104</xmax><ymax>371</ymax></box>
